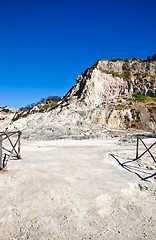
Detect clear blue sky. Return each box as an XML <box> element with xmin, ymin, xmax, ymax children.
<box><xmin>0</xmin><ymin>0</ymin><xmax>156</xmax><ymax>108</ymax></box>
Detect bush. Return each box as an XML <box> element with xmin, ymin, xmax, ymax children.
<box><xmin>146</xmin><ymin>54</ymin><xmax>156</xmax><ymax>61</ymax></box>
<box><xmin>111</xmin><ymin>58</ymin><xmax>123</xmax><ymax>62</ymax></box>
<box><xmin>122</xmin><ymin>71</ymin><xmax>131</xmax><ymax>79</ymax></box>
<box><xmin>132</xmin><ymin>93</ymin><xmax>156</xmax><ymax>102</ymax></box>
<box><xmin>115</xmin><ymin>104</ymin><xmax>126</xmax><ymax>109</ymax></box>
<box><xmin>84</xmin><ymin>60</ymin><xmax>101</xmax><ymax>73</ymax></box>
<box><xmin>2</xmin><ymin>108</ymin><xmax>10</xmax><ymax>113</ymax></box>
<box><xmin>132</xmin><ymin>93</ymin><xmax>146</xmax><ymax>101</ymax></box>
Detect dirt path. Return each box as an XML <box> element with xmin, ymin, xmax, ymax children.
<box><xmin>0</xmin><ymin>138</ymin><xmax>156</xmax><ymax>239</ymax></box>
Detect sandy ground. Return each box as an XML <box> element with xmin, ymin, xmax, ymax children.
<box><xmin>0</xmin><ymin>137</ymin><xmax>156</xmax><ymax>240</ymax></box>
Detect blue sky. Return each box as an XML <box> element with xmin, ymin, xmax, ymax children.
<box><xmin>0</xmin><ymin>0</ymin><xmax>156</xmax><ymax>108</ymax></box>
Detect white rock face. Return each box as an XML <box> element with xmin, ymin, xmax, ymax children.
<box><xmin>98</xmin><ymin>59</ymin><xmax>156</xmax><ymax>75</ymax></box>
<box><xmin>0</xmin><ymin>107</ymin><xmax>17</xmax><ymax>131</ymax></box>
<box><xmin>7</xmin><ymin>59</ymin><xmax>156</xmax><ymax>139</ymax></box>
<box><xmin>93</xmin><ymin>70</ymin><xmax>131</xmax><ymax>106</ymax></box>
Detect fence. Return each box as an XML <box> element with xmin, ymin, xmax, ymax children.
<box><xmin>136</xmin><ymin>134</ymin><xmax>156</xmax><ymax>163</ymax></box>
<box><xmin>110</xmin><ymin>134</ymin><xmax>156</xmax><ymax>181</ymax></box>
<box><xmin>0</xmin><ymin>131</ymin><xmax>22</xmax><ymax>170</ymax></box>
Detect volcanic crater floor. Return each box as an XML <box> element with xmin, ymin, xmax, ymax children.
<box><xmin>0</xmin><ymin>137</ymin><xmax>156</xmax><ymax>240</ymax></box>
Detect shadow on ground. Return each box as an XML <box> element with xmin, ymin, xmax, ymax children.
<box><xmin>110</xmin><ymin>154</ymin><xmax>156</xmax><ymax>181</ymax></box>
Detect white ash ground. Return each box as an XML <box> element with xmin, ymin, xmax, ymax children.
<box><xmin>0</xmin><ymin>137</ymin><xmax>156</xmax><ymax>240</ymax></box>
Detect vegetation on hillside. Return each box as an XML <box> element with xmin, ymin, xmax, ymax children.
<box><xmin>0</xmin><ymin>107</ymin><xmax>13</xmax><ymax>113</ymax></box>
<box><xmin>84</xmin><ymin>60</ymin><xmax>101</xmax><ymax>73</ymax></box>
<box><xmin>85</xmin><ymin>54</ymin><xmax>156</xmax><ymax>77</ymax></box>
<box><xmin>132</xmin><ymin>93</ymin><xmax>156</xmax><ymax>102</ymax></box>
<box><xmin>20</xmin><ymin>96</ymin><xmax>61</xmax><ymax>110</ymax></box>
<box><xmin>12</xmin><ymin>96</ymin><xmax>61</xmax><ymax>121</ymax></box>
<box><xmin>110</xmin><ymin>54</ymin><xmax>156</xmax><ymax>62</ymax></box>
<box><xmin>98</xmin><ymin>68</ymin><xmax>132</xmax><ymax>79</ymax></box>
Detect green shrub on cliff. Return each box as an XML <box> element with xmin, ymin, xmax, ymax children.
<box><xmin>132</xmin><ymin>93</ymin><xmax>156</xmax><ymax>102</ymax></box>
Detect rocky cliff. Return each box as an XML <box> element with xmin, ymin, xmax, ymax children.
<box><xmin>5</xmin><ymin>59</ymin><xmax>156</xmax><ymax>139</ymax></box>
<box><xmin>0</xmin><ymin>107</ymin><xmax>17</xmax><ymax>130</ymax></box>
<box><xmin>62</xmin><ymin>59</ymin><xmax>156</xmax><ymax>108</ymax></box>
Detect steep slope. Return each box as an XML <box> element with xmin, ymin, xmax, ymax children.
<box><xmin>7</xmin><ymin>59</ymin><xmax>156</xmax><ymax>139</ymax></box>
<box><xmin>0</xmin><ymin>107</ymin><xmax>17</xmax><ymax>130</ymax></box>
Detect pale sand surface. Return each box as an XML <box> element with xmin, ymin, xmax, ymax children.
<box><xmin>0</xmin><ymin>138</ymin><xmax>156</xmax><ymax>239</ymax></box>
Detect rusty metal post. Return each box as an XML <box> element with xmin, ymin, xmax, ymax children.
<box><xmin>0</xmin><ymin>135</ymin><xmax>2</xmax><ymax>169</ymax></box>
<box><xmin>17</xmin><ymin>131</ymin><xmax>21</xmax><ymax>159</ymax></box>
<box><xmin>136</xmin><ymin>136</ymin><xmax>139</xmax><ymax>159</ymax></box>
